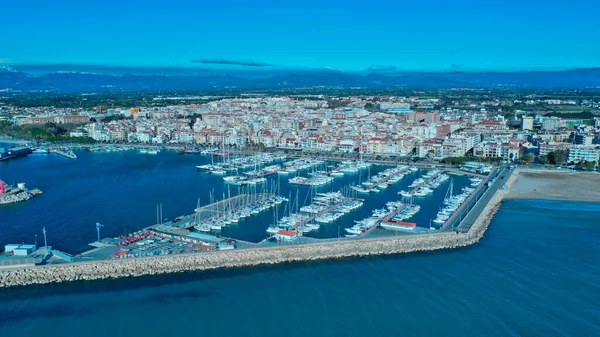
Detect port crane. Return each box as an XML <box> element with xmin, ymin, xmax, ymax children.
<box><xmin>96</xmin><ymin>223</ymin><xmax>104</xmax><ymax>242</ymax></box>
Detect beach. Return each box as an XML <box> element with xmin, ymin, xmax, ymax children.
<box><xmin>506</xmin><ymin>169</ymin><xmax>600</xmax><ymax>202</ymax></box>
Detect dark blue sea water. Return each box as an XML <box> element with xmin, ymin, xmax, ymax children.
<box><xmin>0</xmin><ymin>199</ymin><xmax>599</xmax><ymax>336</ymax></box>
<box><xmin>0</xmin><ymin>150</ymin><xmax>467</xmax><ymax>251</ymax></box>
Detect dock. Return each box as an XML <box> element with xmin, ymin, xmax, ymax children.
<box><xmin>442</xmin><ymin>166</ymin><xmax>512</xmax><ymax>232</ymax></box>
<box><xmin>191</xmin><ymin>193</ymin><xmax>275</xmax><ymax>225</ymax></box>
<box><xmin>50</xmin><ymin>149</ymin><xmax>77</xmax><ymax>159</ymax></box>
<box><xmin>288</xmin><ymin>196</ymin><xmax>363</xmax><ymax>232</ymax></box>
<box><xmin>352</xmin><ymin>165</ymin><xmax>411</xmax><ymax>193</ymax></box>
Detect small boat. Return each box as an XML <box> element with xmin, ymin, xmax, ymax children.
<box><xmin>210</xmin><ymin>170</ymin><xmax>226</xmax><ymax>175</ymax></box>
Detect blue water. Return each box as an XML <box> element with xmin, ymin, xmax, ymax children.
<box><xmin>0</xmin><ymin>150</ymin><xmax>468</xmax><ymax>251</ymax></box>
<box><xmin>0</xmin><ymin>199</ymin><xmax>599</xmax><ymax>336</ymax></box>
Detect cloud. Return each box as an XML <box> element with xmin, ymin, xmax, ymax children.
<box><xmin>366</xmin><ymin>65</ymin><xmax>398</xmax><ymax>72</ymax></box>
<box><xmin>189</xmin><ymin>58</ymin><xmax>277</xmax><ymax>67</ymax></box>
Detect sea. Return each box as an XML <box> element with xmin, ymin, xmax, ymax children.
<box><xmin>1</xmin><ymin>149</ymin><xmax>599</xmax><ymax>336</ymax></box>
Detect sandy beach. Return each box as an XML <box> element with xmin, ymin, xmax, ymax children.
<box><xmin>506</xmin><ymin>169</ymin><xmax>600</xmax><ymax>202</ymax></box>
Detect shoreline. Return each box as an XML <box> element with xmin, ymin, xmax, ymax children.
<box><xmin>0</xmin><ymin>188</ymin><xmax>507</xmax><ymax>288</ymax></box>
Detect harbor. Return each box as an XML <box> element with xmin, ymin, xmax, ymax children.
<box><xmin>0</xmin><ymin>149</ymin><xmax>510</xmax><ymax>287</ymax></box>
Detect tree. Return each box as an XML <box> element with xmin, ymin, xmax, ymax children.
<box><xmin>521</xmin><ymin>153</ymin><xmax>534</xmax><ymax>165</ymax></box>
<box><xmin>576</xmin><ymin>160</ymin><xmax>596</xmax><ymax>171</ymax></box>
<box><xmin>549</xmin><ymin>150</ymin><xmax>568</xmax><ymax>166</ymax></box>
<box><xmin>426</xmin><ymin>150</ymin><xmax>435</xmax><ymax>162</ymax></box>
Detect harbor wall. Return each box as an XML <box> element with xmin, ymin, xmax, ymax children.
<box><xmin>0</xmin><ymin>189</ymin><xmax>506</xmax><ymax>288</ymax></box>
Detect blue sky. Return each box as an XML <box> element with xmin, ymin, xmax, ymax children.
<box><xmin>1</xmin><ymin>0</ymin><xmax>599</xmax><ymax>71</ymax></box>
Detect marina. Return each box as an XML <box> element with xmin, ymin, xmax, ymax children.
<box><xmin>0</xmin><ymin>149</ymin><xmax>500</xmax><ymax>272</ymax></box>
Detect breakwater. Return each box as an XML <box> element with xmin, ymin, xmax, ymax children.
<box><xmin>0</xmin><ymin>188</ymin><xmax>506</xmax><ymax>288</ymax></box>
<box><xmin>0</xmin><ymin>189</ymin><xmax>43</xmax><ymax>205</ymax></box>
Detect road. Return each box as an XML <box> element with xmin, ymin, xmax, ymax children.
<box><xmin>456</xmin><ymin>165</ymin><xmax>513</xmax><ymax>233</ymax></box>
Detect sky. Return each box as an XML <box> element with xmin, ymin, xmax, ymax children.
<box><xmin>1</xmin><ymin>0</ymin><xmax>599</xmax><ymax>72</ymax></box>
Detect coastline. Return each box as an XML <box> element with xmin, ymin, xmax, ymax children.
<box><xmin>0</xmin><ymin>188</ymin><xmax>507</xmax><ymax>288</ymax></box>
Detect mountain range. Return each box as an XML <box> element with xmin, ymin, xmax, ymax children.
<box><xmin>1</xmin><ymin>65</ymin><xmax>599</xmax><ymax>93</ymax></box>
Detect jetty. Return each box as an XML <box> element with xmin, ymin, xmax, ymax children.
<box><xmin>0</xmin><ymin>180</ymin><xmax>42</xmax><ymax>205</ymax></box>
<box><xmin>50</xmin><ymin>149</ymin><xmax>77</xmax><ymax>159</ymax></box>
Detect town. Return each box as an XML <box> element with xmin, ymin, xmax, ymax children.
<box><xmin>2</xmin><ymin>93</ymin><xmax>599</xmax><ymax>168</ymax></box>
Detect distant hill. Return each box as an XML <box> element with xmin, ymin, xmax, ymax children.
<box><xmin>1</xmin><ymin>66</ymin><xmax>599</xmax><ymax>93</ymax></box>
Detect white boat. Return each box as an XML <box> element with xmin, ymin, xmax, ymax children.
<box><xmin>345</xmin><ymin>226</ymin><xmax>362</xmax><ymax>235</ymax></box>
<box><xmin>330</xmin><ymin>171</ymin><xmax>345</xmax><ymax>177</ymax></box>
<box><xmin>372</xmin><ymin>209</ymin><xmax>388</xmax><ymax>218</ymax></box>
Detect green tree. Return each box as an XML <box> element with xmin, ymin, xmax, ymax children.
<box><xmin>548</xmin><ymin>150</ymin><xmax>568</xmax><ymax>165</ymax></box>
<box><xmin>521</xmin><ymin>153</ymin><xmax>534</xmax><ymax>165</ymax></box>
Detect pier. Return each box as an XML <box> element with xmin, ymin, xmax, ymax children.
<box><xmin>191</xmin><ymin>193</ymin><xmax>275</xmax><ymax>225</ymax></box>
<box><xmin>444</xmin><ymin>166</ymin><xmax>512</xmax><ymax>232</ymax></box>
<box><xmin>405</xmin><ymin>170</ymin><xmax>443</xmax><ymax>195</ymax></box>
<box><xmin>351</xmin><ymin>165</ymin><xmax>411</xmax><ymax>193</ymax></box>
<box><xmin>288</xmin><ymin>196</ymin><xmax>363</xmax><ymax>232</ymax></box>
<box><xmin>50</xmin><ymin>149</ymin><xmax>77</xmax><ymax>159</ymax></box>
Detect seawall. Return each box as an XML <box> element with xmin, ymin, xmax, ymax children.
<box><xmin>0</xmin><ymin>190</ymin><xmax>507</xmax><ymax>288</ymax></box>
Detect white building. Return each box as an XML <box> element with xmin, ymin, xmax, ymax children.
<box><xmin>521</xmin><ymin>116</ymin><xmax>534</xmax><ymax>131</ymax></box>
<box><xmin>568</xmin><ymin>146</ymin><xmax>600</xmax><ymax>164</ymax></box>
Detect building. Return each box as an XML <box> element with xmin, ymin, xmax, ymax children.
<box><xmin>521</xmin><ymin>116</ymin><xmax>534</xmax><ymax>131</ymax></box>
<box><xmin>274</xmin><ymin>230</ymin><xmax>298</xmax><ymax>241</ymax></box>
<box><xmin>4</xmin><ymin>244</ymin><xmax>37</xmax><ymax>256</ymax></box>
<box><xmin>338</xmin><ymin>139</ymin><xmax>355</xmax><ymax>153</ymax></box>
<box><xmin>568</xmin><ymin>146</ymin><xmax>600</xmax><ymax>164</ymax></box>
<box><xmin>474</xmin><ymin>141</ymin><xmax>520</xmax><ymax>161</ymax></box>
<box><xmin>541</xmin><ymin>117</ymin><xmax>561</xmax><ymax>131</ymax></box>
<box><xmin>460</xmin><ymin>162</ymin><xmax>493</xmax><ymax>174</ymax></box>
<box><xmin>538</xmin><ymin>143</ymin><xmax>570</xmax><ymax>158</ymax></box>
<box><xmin>574</xmin><ymin>134</ymin><xmax>593</xmax><ymax>146</ymax></box>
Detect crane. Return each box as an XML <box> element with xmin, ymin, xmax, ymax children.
<box><xmin>96</xmin><ymin>223</ymin><xmax>104</xmax><ymax>242</ymax></box>
<box><xmin>42</xmin><ymin>227</ymin><xmax>49</xmax><ymax>258</ymax></box>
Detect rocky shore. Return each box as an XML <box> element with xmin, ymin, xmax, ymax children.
<box><xmin>0</xmin><ymin>190</ymin><xmax>507</xmax><ymax>288</ymax></box>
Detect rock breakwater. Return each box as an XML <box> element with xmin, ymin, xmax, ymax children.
<box><xmin>0</xmin><ymin>191</ymin><xmax>507</xmax><ymax>288</ymax></box>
